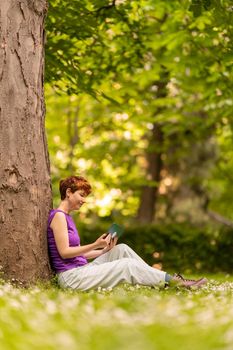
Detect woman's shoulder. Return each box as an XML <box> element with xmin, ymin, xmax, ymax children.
<box><xmin>48</xmin><ymin>209</ymin><xmax>67</xmax><ymax>227</ymax></box>
<box><xmin>50</xmin><ymin>209</ymin><xmax>69</xmax><ymax>216</ymax></box>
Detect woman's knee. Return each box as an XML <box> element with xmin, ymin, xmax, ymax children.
<box><xmin>119</xmin><ymin>258</ymin><xmax>138</xmax><ymax>270</ymax></box>
<box><xmin>116</xmin><ymin>243</ymin><xmax>130</xmax><ymax>251</ymax></box>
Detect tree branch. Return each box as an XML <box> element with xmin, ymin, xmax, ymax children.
<box><xmin>207</xmin><ymin>210</ymin><xmax>233</xmax><ymax>228</ymax></box>
<box><xmin>95</xmin><ymin>0</ymin><xmax>116</xmax><ymax>14</ymax></box>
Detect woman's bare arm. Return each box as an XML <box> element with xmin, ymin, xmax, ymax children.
<box><xmin>50</xmin><ymin>212</ymin><xmax>107</xmax><ymax>259</ymax></box>
<box><xmin>83</xmin><ymin>250</ymin><xmax>104</xmax><ymax>259</ymax></box>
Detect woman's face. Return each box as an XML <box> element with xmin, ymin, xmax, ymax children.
<box><xmin>67</xmin><ymin>189</ymin><xmax>86</xmax><ymax>210</ymax></box>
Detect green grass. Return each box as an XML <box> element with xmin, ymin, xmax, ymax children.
<box><xmin>0</xmin><ymin>274</ymin><xmax>233</xmax><ymax>350</ymax></box>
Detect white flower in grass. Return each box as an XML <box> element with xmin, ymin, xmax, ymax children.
<box><xmin>194</xmin><ymin>309</ymin><xmax>216</xmax><ymax>326</ymax></box>
<box><xmin>30</xmin><ymin>287</ymin><xmax>41</xmax><ymax>295</ymax></box>
<box><xmin>19</xmin><ymin>294</ymin><xmax>30</xmax><ymax>304</ymax></box>
<box><xmin>112</xmin><ymin>308</ymin><xmax>130</xmax><ymax>322</ymax></box>
<box><xmin>9</xmin><ymin>299</ymin><xmax>22</xmax><ymax>309</ymax></box>
<box><xmin>224</xmin><ymin>328</ymin><xmax>233</xmax><ymax>343</ymax></box>
<box><xmin>84</xmin><ymin>302</ymin><xmax>94</xmax><ymax>314</ymax></box>
<box><xmin>1</xmin><ymin>283</ymin><xmax>13</xmax><ymax>293</ymax></box>
<box><xmin>55</xmin><ymin>331</ymin><xmax>76</xmax><ymax>348</ymax></box>
<box><xmin>45</xmin><ymin>300</ymin><xmax>57</xmax><ymax>314</ymax></box>
<box><xmin>61</xmin><ymin>297</ymin><xmax>80</xmax><ymax>310</ymax></box>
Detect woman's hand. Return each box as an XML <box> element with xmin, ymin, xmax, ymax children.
<box><xmin>94</xmin><ymin>233</ymin><xmax>110</xmax><ymax>249</ymax></box>
<box><xmin>101</xmin><ymin>236</ymin><xmax>118</xmax><ymax>254</ymax></box>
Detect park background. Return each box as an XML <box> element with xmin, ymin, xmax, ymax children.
<box><xmin>46</xmin><ymin>0</ymin><xmax>233</xmax><ymax>274</ymax></box>
<box><xmin>0</xmin><ymin>1</ymin><xmax>233</xmax><ymax>350</ymax></box>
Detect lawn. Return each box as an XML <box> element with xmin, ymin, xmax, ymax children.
<box><xmin>0</xmin><ymin>274</ymin><xmax>233</xmax><ymax>350</ymax></box>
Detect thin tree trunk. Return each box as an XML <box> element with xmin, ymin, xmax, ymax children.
<box><xmin>137</xmin><ymin>124</ymin><xmax>163</xmax><ymax>223</ymax></box>
<box><xmin>0</xmin><ymin>0</ymin><xmax>52</xmax><ymax>284</ymax></box>
<box><xmin>67</xmin><ymin>100</ymin><xmax>79</xmax><ymax>172</ymax></box>
<box><xmin>137</xmin><ymin>77</ymin><xmax>168</xmax><ymax>224</ymax></box>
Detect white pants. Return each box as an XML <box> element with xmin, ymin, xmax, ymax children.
<box><xmin>58</xmin><ymin>244</ymin><xmax>166</xmax><ymax>291</ymax></box>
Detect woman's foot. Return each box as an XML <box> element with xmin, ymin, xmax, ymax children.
<box><xmin>171</xmin><ymin>273</ymin><xmax>208</xmax><ymax>288</ymax></box>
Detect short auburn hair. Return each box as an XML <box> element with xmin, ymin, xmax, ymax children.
<box><xmin>59</xmin><ymin>176</ymin><xmax>92</xmax><ymax>200</ymax></box>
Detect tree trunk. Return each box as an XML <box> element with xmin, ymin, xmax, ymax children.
<box><xmin>67</xmin><ymin>100</ymin><xmax>79</xmax><ymax>172</ymax></box>
<box><xmin>137</xmin><ymin>124</ymin><xmax>163</xmax><ymax>223</ymax></box>
<box><xmin>0</xmin><ymin>0</ymin><xmax>52</xmax><ymax>284</ymax></box>
<box><xmin>137</xmin><ymin>76</ymin><xmax>168</xmax><ymax>224</ymax></box>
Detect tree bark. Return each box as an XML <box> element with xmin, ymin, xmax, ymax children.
<box><xmin>0</xmin><ymin>0</ymin><xmax>52</xmax><ymax>284</ymax></box>
<box><xmin>137</xmin><ymin>76</ymin><xmax>168</xmax><ymax>224</ymax></box>
<box><xmin>136</xmin><ymin>124</ymin><xmax>163</xmax><ymax>223</ymax></box>
<box><xmin>67</xmin><ymin>100</ymin><xmax>79</xmax><ymax>173</ymax></box>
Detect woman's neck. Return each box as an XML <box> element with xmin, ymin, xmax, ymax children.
<box><xmin>57</xmin><ymin>201</ymin><xmax>70</xmax><ymax>214</ymax></box>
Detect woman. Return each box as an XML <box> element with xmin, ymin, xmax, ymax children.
<box><xmin>47</xmin><ymin>175</ymin><xmax>207</xmax><ymax>291</ymax></box>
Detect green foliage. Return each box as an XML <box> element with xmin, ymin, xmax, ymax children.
<box><xmin>45</xmin><ymin>0</ymin><xmax>233</xmax><ymax>223</ymax></box>
<box><xmin>205</xmin><ymin>124</ymin><xmax>233</xmax><ymax>220</ymax></box>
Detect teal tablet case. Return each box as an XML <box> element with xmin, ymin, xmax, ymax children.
<box><xmin>108</xmin><ymin>223</ymin><xmax>124</xmax><ymax>238</ymax></box>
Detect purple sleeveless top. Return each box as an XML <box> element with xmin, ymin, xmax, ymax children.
<box><xmin>47</xmin><ymin>209</ymin><xmax>88</xmax><ymax>273</ymax></box>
